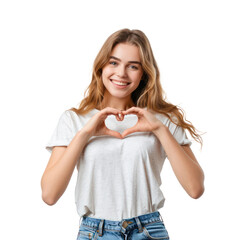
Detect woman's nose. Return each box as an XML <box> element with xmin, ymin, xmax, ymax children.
<box><xmin>116</xmin><ymin>65</ymin><xmax>127</xmax><ymax>78</ymax></box>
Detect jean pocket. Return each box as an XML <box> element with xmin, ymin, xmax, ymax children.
<box><xmin>77</xmin><ymin>224</ymin><xmax>97</xmax><ymax>240</ymax></box>
<box><xmin>142</xmin><ymin>220</ymin><xmax>169</xmax><ymax>240</ymax></box>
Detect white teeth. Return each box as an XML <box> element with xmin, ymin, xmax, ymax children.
<box><xmin>112</xmin><ymin>80</ymin><xmax>129</xmax><ymax>86</ymax></box>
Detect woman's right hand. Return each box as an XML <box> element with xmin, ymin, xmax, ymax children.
<box><xmin>82</xmin><ymin>107</ymin><xmax>124</xmax><ymax>139</ymax></box>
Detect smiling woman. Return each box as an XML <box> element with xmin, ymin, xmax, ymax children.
<box><xmin>101</xmin><ymin>43</ymin><xmax>143</xmax><ymax>106</ymax></box>
<box><xmin>42</xmin><ymin>28</ymin><xmax>204</xmax><ymax>240</ymax></box>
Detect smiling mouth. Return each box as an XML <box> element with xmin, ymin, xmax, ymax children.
<box><xmin>110</xmin><ymin>79</ymin><xmax>131</xmax><ymax>86</ymax></box>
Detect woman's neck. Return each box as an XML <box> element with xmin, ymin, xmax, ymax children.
<box><xmin>98</xmin><ymin>99</ymin><xmax>135</xmax><ymax>111</ymax></box>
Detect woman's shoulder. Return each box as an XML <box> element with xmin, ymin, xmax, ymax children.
<box><xmin>64</xmin><ymin>108</ymin><xmax>98</xmax><ymax>120</ymax></box>
<box><xmin>150</xmin><ymin>109</ymin><xmax>173</xmax><ymax>125</ymax></box>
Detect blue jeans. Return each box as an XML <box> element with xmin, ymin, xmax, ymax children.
<box><xmin>76</xmin><ymin>211</ymin><xmax>170</xmax><ymax>240</ymax></box>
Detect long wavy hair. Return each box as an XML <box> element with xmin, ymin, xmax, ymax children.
<box><xmin>69</xmin><ymin>28</ymin><xmax>203</xmax><ymax>147</ymax></box>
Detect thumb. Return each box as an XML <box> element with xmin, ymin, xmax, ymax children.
<box><xmin>121</xmin><ymin>126</ymin><xmax>138</xmax><ymax>138</ymax></box>
<box><xmin>105</xmin><ymin>128</ymin><xmax>123</xmax><ymax>139</ymax></box>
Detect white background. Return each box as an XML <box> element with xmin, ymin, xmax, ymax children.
<box><xmin>0</xmin><ymin>0</ymin><xmax>239</xmax><ymax>239</ymax></box>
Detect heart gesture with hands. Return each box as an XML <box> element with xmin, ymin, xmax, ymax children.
<box><xmin>121</xmin><ymin>107</ymin><xmax>164</xmax><ymax>138</ymax></box>
<box><xmin>83</xmin><ymin>106</ymin><xmax>164</xmax><ymax>139</ymax></box>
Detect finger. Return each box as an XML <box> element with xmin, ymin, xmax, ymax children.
<box><xmin>103</xmin><ymin>107</ymin><xmax>123</xmax><ymax>115</ymax></box>
<box><xmin>121</xmin><ymin>130</ymin><xmax>130</xmax><ymax>138</ymax></box>
<box><xmin>102</xmin><ymin>107</ymin><xmax>124</xmax><ymax>120</ymax></box>
<box><xmin>115</xmin><ymin>114</ymin><xmax>120</xmax><ymax>121</ymax></box>
<box><xmin>119</xmin><ymin>112</ymin><xmax>124</xmax><ymax>121</ymax></box>
<box><xmin>121</xmin><ymin>126</ymin><xmax>139</xmax><ymax>138</ymax></box>
<box><xmin>116</xmin><ymin>112</ymin><xmax>124</xmax><ymax>121</ymax></box>
<box><xmin>105</xmin><ymin>128</ymin><xmax>123</xmax><ymax>139</ymax></box>
<box><xmin>122</xmin><ymin>107</ymin><xmax>143</xmax><ymax>116</ymax></box>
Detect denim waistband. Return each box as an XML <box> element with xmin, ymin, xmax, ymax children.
<box><xmin>81</xmin><ymin>211</ymin><xmax>162</xmax><ymax>235</ymax></box>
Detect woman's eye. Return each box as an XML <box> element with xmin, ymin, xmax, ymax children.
<box><xmin>109</xmin><ymin>61</ymin><xmax>117</xmax><ymax>66</ymax></box>
<box><xmin>129</xmin><ymin>65</ymin><xmax>138</xmax><ymax>70</ymax></box>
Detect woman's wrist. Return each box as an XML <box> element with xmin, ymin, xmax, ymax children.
<box><xmin>152</xmin><ymin>124</ymin><xmax>168</xmax><ymax>138</ymax></box>
<box><xmin>77</xmin><ymin>128</ymin><xmax>93</xmax><ymax>140</ymax></box>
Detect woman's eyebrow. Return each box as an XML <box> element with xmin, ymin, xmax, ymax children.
<box><xmin>110</xmin><ymin>56</ymin><xmax>142</xmax><ymax>65</ymax></box>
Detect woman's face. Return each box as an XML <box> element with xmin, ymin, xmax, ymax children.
<box><xmin>101</xmin><ymin>43</ymin><xmax>143</xmax><ymax>101</ymax></box>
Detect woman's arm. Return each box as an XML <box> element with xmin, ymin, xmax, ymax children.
<box><xmin>41</xmin><ymin>130</ymin><xmax>92</xmax><ymax>205</ymax></box>
<box><xmin>153</xmin><ymin>126</ymin><xmax>205</xmax><ymax>199</ymax></box>
<box><xmin>41</xmin><ymin>107</ymin><xmax>123</xmax><ymax>205</ymax></box>
<box><xmin>121</xmin><ymin>107</ymin><xmax>204</xmax><ymax>199</ymax></box>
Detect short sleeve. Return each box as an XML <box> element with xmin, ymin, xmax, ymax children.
<box><xmin>172</xmin><ymin>125</ymin><xmax>192</xmax><ymax>146</ymax></box>
<box><xmin>45</xmin><ymin>110</ymin><xmax>74</xmax><ymax>154</ymax></box>
<box><xmin>167</xmin><ymin>119</ymin><xmax>192</xmax><ymax>146</ymax></box>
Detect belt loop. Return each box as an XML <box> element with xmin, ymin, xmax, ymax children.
<box><xmin>159</xmin><ymin>212</ymin><xmax>164</xmax><ymax>223</ymax></box>
<box><xmin>97</xmin><ymin>219</ymin><xmax>104</xmax><ymax>236</ymax></box>
<box><xmin>134</xmin><ymin>217</ymin><xmax>143</xmax><ymax>233</ymax></box>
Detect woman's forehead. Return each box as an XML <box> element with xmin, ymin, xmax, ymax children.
<box><xmin>110</xmin><ymin>43</ymin><xmax>141</xmax><ymax>62</ymax></box>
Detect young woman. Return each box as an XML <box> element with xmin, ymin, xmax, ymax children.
<box><xmin>41</xmin><ymin>28</ymin><xmax>204</xmax><ymax>240</ymax></box>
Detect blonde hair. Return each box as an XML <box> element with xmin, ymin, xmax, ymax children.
<box><xmin>69</xmin><ymin>28</ymin><xmax>203</xmax><ymax>147</ymax></box>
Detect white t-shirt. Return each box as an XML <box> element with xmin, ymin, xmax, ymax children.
<box><xmin>45</xmin><ymin>108</ymin><xmax>192</xmax><ymax>221</ymax></box>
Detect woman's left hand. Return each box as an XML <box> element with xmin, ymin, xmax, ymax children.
<box><xmin>121</xmin><ymin>107</ymin><xmax>165</xmax><ymax>138</ymax></box>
